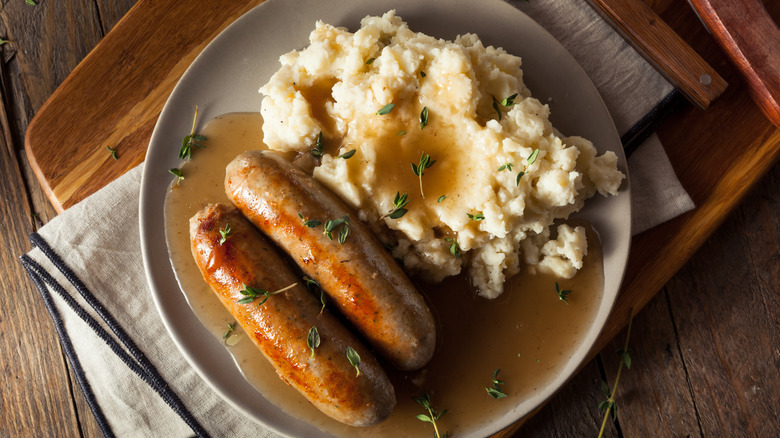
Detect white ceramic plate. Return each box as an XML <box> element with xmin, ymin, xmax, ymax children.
<box><xmin>140</xmin><ymin>0</ymin><xmax>631</xmax><ymax>436</ymax></box>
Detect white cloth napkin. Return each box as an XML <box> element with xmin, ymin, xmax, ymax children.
<box><xmin>21</xmin><ymin>1</ymin><xmax>694</xmax><ymax>436</ymax></box>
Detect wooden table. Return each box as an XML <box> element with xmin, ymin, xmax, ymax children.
<box><xmin>1</xmin><ymin>0</ymin><xmax>777</xmax><ymax>436</ymax></box>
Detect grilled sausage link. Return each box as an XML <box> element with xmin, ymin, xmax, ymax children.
<box><xmin>225</xmin><ymin>150</ymin><xmax>436</xmax><ymax>371</ymax></box>
<box><xmin>190</xmin><ymin>203</ymin><xmax>395</xmax><ymax>427</ymax></box>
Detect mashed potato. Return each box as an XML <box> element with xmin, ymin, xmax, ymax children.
<box><xmin>259</xmin><ymin>11</ymin><xmax>624</xmax><ymax>298</ymax></box>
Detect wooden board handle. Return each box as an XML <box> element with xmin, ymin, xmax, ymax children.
<box><xmin>587</xmin><ymin>0</ymin><xmax>727</xmax><ymax>109</ymax></box>
<box><xmin>688</xmin><ymin>0</ymin><xmax>780</xmax><ymax>127</ymax></box>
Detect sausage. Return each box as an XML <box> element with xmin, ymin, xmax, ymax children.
<box><xmin>190</xmin><ymin>203</ymin><xmax>395</xmax><ymax>427</ymax></box>
<box><xmin>225</xmin><ymin>150</ymin><xmax>436</xmax><ymax>370</ymax></box>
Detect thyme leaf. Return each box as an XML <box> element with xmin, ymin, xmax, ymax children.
<box><xmin>222</xmin><ymin>322</ymin><xmax>236</xmax><ymax>340</ymax></box>
<box><xmin>444</xmin><ymin>237</ymin><xmax>461</xmax><ymax>258</ymax></box>
<box><xmin>168</xmin><ymin>168</ymin><xmax>184</xmax><ymax>182</ymax></box>
<box><xmin>307</xmin><ymin>326</ymin><xmax>320</xmax><ymax>358</ymax></box>
<box><xmin>420</xmin><ymin>106</ymin><xmax>429</xmax><ymax>129</ymax></box>
<box><xmin>339</xmin><ymin>149</ymin><xmax>356</xmax><ymax>159</ymax></box>
<box><xmin>298</xmin><ymin>212</ymin><xmax>322</xmax><ymax>228</ymax></box>
<box><xmin>346</xmin><ymin>346</ymin><xmax>361</xmax><ymax>376</ymax></box>
<box><xmin>376</xmin><ymin>103</ymin><xmax>395</xmax><ymax>115</ymax></box>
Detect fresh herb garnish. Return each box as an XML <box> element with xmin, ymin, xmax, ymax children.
<box><xmin>346</xmin><ymin>346</ymin><xmax>361</xmax><ymax>376</ymax></box>
<box><xmin>467</xmin><ymin>212</ymin><xmax>485</xmax><ymax>221</ymax></box>
<box><xmin>222</xmin><ymin>322</ymin><xmax>236</xmax><ymax>340</ymax></box>
<box><xmin>498</xmin><ymin>162</ymin><xmax>514</xmax><ymax>172</ymax></box>
<box><xmin>492</xmin><ymin>97</ymin><xmax>503</xmax><ymax>121</ymax></box>
<box><xmin>554</xmin><ymin>282</ymin><xmax>572</xmax><ymax>304</ymax></box>
<box><xmin>397</xmin><ymin>130</ymin><xmax>407</xmax><ymax>136</ymax></box>
<box><xmin>381</xmin><ymin>192</ymin><xmax>410</xmax><ymax>220</ymax></box>
<box><xmin>339</xmin><ymin>149</ymin><xmax>356</xmax><ymax>159</ymax></box>
<box><xmin>527</xmin><ymin>148</ymin><xmax>540</xmax><ymax>166</ymax></box>
<box><xmin>324</xmin><ymin>215</ymin><xmax>350</xmax><ymax>244</ymax></box>
<box><xmin>168</xmin><ymin>168</ymin><xmax>184</xmax><ymax>182</ymax></box>
<box><xmin>420</xmin><ymin>71</ymin><xmax>426</xmax><ymax>77</ymax></box>
<box><xmin>219</xmin><ymin>223</ymin><xmax>232</xmax><ymax>245</ymax></box>
<box><xmin>376</xmin><ymin>103</ymin><xmax>395</xmax><ymax>115</ymax></box>
<box><xmin>310</xmin><ymin>132</ymin><xmax>324</xmax><ymax>159</ymax></box>
<box><xmin>365</xmin><ymin>57</ymin><xmax>376</xmax><ymax>65</ymax></box>
<box><xmin>106</xmin><ymin>146</ymin><xmax>118</xmax><ymax>160</ymax></box>
<box><xmin>597</xmin><ymin>310</ymin><xmax>634</xmax><ymax>438</ymax></box>
<box><xmin>414</xmin><ymin>391</ymin><xmax>448</xmax><ymax>438</ymax></box>
<box><xmin>445</xmin><ymin>237</ymin><xmax>461</xmax><ymax>258</ymax></box>
<box><xmin>179</xmin><ymin>106</ymin><xmax>206</xmax><ymax>161</ymax></box>
<box><xmin>298</xmin><ymin>212</ymin><xmax>322</xmax><ymax>228</ymax></box>
<box><xmin>237</xmin><ymin>283</ymin><xmax>297</xmax><ymax>306</ymax></box>
<box><xmin>25</xmin><ymin>0</ymin><xmax>36</xmax><ymax>5</ymax></box>
<box><xmin>485</xmin><ymin>368</ymin><xmax>508</xmax><ymax>399</ymax></box>
<box><xmin>437</xmin><ymin>195</ymin><xmax>446</xmax><ymax>203</ymax></box>
<box><xmin>516</xmin><ymin>171</ymin><xmax>525</xmax><ymax>185</ymax></box>
<box><xmin>419</xmin><ymin>106</ymin><xmax>429</xmax><ymax>129</ymax></box>
<box><xmin>501</xmin><ymin>93</ymin><xmax>518</xmax><ymax>107</ymax></box>
<box><xmin>307</xmin><ymin>326</ymin><xmax>320</xmax><ymax>358</ymax></box>
<box><xmin>411</xmin><ymin>151</ymin><xmax>436</xmax><ymax>198</ymax></box>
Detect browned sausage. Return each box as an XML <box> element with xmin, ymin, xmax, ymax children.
<box><xmin>190</xmin><ymin>203</ymin><xmax>395</xmax><ymax>427</ymax></box>
<box><xmin>225</xmin><ymin>150</ymin><xmax>436</xmax><ymax>370</ymax></box>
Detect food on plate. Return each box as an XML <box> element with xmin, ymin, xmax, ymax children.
<box><xmin>189</xmin><ymin>203</ymin><xmax>395</xmax><ymax>426</ymax></box>
<box><xmin>225</xmin><ymin>150</ymin><xmax>436</xmax><ymax>371</ymax></box>
<box><xmin>259</xmin><ymin>10</ymin><xmax>625</xmax><ymax>299</ymax></box>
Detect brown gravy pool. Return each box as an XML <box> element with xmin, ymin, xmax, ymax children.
<box><xmin>164</xmin><ymin>113</ymin><xmax>603</xmax><ymax>437</ymax></box>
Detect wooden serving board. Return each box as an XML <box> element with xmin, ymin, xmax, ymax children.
<box><xmin>24</xmin><ymin>0</ymin><xmax>780</xmax><ymax>436</ymax></box>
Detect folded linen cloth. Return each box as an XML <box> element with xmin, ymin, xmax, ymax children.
<box><xmin>21</xmin><ymin>1</ymin><xmax>694</xmax><ymax>437</ymax></box>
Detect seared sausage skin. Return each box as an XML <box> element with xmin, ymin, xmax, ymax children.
<box><xmin>190</xmin><ymin>203</ymin><xmax>395</xmax><ymax>427</ymax></box>
<box><xmin>225</xmin><ymin>150</ymin><xmax>436</xmax><ymax>370</ymax></box>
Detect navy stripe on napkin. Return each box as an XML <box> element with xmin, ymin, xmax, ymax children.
<box><xmin>21</xmin><ymin>232</ymin><xmax>209</xmax><ymax>438</ymax></box>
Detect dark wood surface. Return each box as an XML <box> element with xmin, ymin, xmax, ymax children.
<box><xmin>1</xmin><ymin>1</ymin><xmax>777</xmax><ymax>437</ymax></box>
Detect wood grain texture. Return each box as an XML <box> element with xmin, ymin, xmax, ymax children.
<box><xmin>587</xmin><ymin>0</ymin><xmax>727</xmax><ymax>109</ymax></box>
<box><xmin>688</xmin><ymin>0</ymin><xmax>780</xmax><ymax>126</ymax></box>
<box><xmin>24</xmin><ymin>0</ymin><xmax>262</xmax><ymax>211</ymax></box>
<box><xmin>0</xmin><ymin>86</ymin><xmax>79</xmax><ymax>438</ymax></box>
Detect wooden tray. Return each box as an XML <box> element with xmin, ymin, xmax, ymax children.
<box><xmin>24</xmin><ymin>0</ymin><xmax>780</xmax><ymax>436</ymax></box>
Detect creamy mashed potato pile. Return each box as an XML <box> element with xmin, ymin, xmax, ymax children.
<box><xmin>259</xmin><ymin>11</ymin><xmax>624</xmax><ymax>298</ymax></box>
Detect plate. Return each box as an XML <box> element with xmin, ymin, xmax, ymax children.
<box><xmin>139</xmin><ymin>0</ymin><xmax>631</xmax><ymax>436</ymax></box>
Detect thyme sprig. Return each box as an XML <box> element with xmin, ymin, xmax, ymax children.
<box><xmin>411</xmin><ymin>151</ymin><xmax>436</xmax><ymax>198</ymax></box>
<box><xmin>485</xmin><ymin>368</ymin><xmax>508</xmax><ymax>399</ymax></box>
<box><xmin>237</xmin><ymin>282</ymin><xmax>297</xmax><ymax>306</ymax></box>
<box><xmin>219</xmin><ymin>223</ymin><xmax>232</xmax><ymax>245</ymax></box>
<box><xmin>597</xmin><ymin>310</ymin><xmax>634</xmax><ymax>438</ymax></box>
<box><xmin>107</xmin><ymin>146</ymin><xmax>118</xmax><ymax>160</ymax></box>
<box><xmin>414</xmin><ymin>391</ymin><xmax>448</xmax><ymax>438</ymax></box>
<box><xmin>310</xmin><ymin>132</ymin><xmax>324</xmax><ymax>159</ymax></box>
<box><xmin>168</xmin><ymin>168</ymin><xmax>184</xmax><ymax>183</ymax></box>
<box><xmin>381</xmin><ymin>192</ymin><xmax>410</xmax><ymax>220</ymax></box>
<box><xmin>324</xmin><ymin>215</ymin><xmax>350</xmax><ymax>244</ymax></box>
<box><xmin>554</xmin><ymin>282</ymin><xmax>572</xmax><ymax>304</ymax></box>
<box><xmin>445</xmin><ymin>237</ymin><xmax>461</xmax><ymax>258</ymax></box>
<box><xmin>178</xmin><ymin>105</ymin><xmax>206</xmax><ymax>161</ymax></box>
<box><xmin>222</xmin><ymin>322</ymin><xmax>236</xmax><ymax>340</ymax></box>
